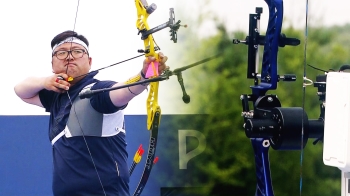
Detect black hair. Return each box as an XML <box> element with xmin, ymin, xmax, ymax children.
<box><xmin>50</xmin><ymin>30</ymin><xmax>89</xmax><ymax>49</ymax></box>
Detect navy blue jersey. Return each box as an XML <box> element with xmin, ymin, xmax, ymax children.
<box><xmin>39</xmin><ymin>72</ymin><xmax>130</xmax><ymax>196</ymax></box>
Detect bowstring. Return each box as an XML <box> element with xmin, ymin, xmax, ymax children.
<box><xmin>65</xmin><ymin>0</ymin><xmax>106</xmax><ymax>195</ymax></box>
<box><xmin>300</xmin><ymin>0</ymin><xmax>309</xmax><ymax>195</ymax></box>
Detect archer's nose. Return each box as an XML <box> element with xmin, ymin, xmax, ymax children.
<box><xmin>66</xmin><ymin>51</ymin><xmax>74</xmax><ymax>61</ymax></box>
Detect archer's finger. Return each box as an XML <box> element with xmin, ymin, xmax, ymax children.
<box><xmin>55</xmin><ymin>76</ymin><xmax>70</xmax><ymax>90</ymax></box>
<box><xmin>158</xmin><ymin>64</ymin><xmax>168</xmax><ymax>73</ymax></box>
<box><xmin>146</xmin><ymin>56</ymin><xmax>156</xmax><ymax>63</ymax></box>
<box><xmin>158</xmin><ymin>53</ymin><xmax>168</xmax><ymax>63</ymax></box>
<box><xmin>55</xmin><ymin>73</ymin><xmax>70</xmax><ymax>81</ymax></box>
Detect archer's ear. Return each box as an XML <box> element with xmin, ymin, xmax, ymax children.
<box><xmin>89</xmin><ymin>57</ymin><xmax>92</xmax><ymax>66</ymax></box>
<box><xmin>51</xmin><ymin>61</ymin><xmax>54</xmax><ymax>73</ymax></box>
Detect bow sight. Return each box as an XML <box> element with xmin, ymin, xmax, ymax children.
<box><xmin>136</xmin><ymin>1</ymin><xmax>182</xmax><ymax>54</ymax></box>
<box><xmin>137</xmin><ymin>8</ymin><xmax>181</xmax><ymax>42</ymax></box>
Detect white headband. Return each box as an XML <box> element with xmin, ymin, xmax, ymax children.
<box><xmin>52</xmin><ymin>37</ymin><xmax>89</xmax><ymax>53</ymax></box>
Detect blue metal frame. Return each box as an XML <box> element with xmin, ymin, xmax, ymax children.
<box><xmin>251</xmin><ymin>1</ymin><xmax>283</xmax><ymax>196</ymax></box>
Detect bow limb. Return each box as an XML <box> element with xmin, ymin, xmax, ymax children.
<box><xmin>133</xmin><ymin>111</ymin><xmax>160</xmax><ymax>196</ymax></box>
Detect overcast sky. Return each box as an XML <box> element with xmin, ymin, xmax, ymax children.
<box><xmin>1</xmin><ymin>0</ymin><xmax>350</xmax><ymax>115</ymax></box>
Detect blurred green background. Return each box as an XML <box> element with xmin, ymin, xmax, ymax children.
<box><xmin>162</xmin><ymin>1</ymin><xmax>350</xmax><ymax>195</ymax></box>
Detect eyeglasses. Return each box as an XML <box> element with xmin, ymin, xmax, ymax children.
<box><xmin>52</xmin><ymin>49</ymin><xmax>87</xmax><ymax>60</ymax></box>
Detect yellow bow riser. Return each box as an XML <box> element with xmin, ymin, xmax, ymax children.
<box><xmin>135</xmin><ymin>0</ymin><xmax>161</xmax><ymax>131</ymax></box>
<box><xmin>135</xmin><ymin>0</ymin><xmax>150</xmax><ymax>31</ymax></box>
<box><xmin>147</xmin><ymin>81</ymin><xmax>161</xmax><ymax>130</ymax></box>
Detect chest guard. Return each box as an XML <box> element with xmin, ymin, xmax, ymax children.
<box><xmin>51</xmin><ymin>83</ymin><xmax>125</xmax><ymax>145</ymax></box>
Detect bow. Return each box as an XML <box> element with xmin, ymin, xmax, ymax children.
<box><xmin>234</xmin><ymin>0</ymin><xmax>330</xmax><ymax>195</ymax></box>
<box><xmin>132</xmin><ymin>1</ymin><xmax>182</xmax><ymax>195</ymax></box>
<box><xmin>233</xmin><ymin>0</ymin><xmax>313</xmax><ymax>195</ymax></box>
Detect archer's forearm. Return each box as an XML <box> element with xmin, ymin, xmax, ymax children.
<box><xmin>110</xmin><ymin>72</ymin><xmax>149</xmax><ymax>107</ymax></box>
<box><xmin>14</xmin><ymin>77</ymin><xmax>46</xmax><ymax>99</ymax></box>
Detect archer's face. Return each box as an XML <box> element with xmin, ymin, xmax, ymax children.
<box><xmin>51</xmin><ymin>42</ymin><xmax>92</xmax><ymax>84</ymax></box>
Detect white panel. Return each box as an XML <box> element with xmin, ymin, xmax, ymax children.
<box><xmin>323</xmin><ymin>72</ymin><xmax>350</xmax><ymax>171</ymax></box>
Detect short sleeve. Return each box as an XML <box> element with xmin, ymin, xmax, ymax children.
<box><xmin>39</xmin><ymin>89</ymin><xmax>56</xmax><ymax>112</ymax></box>
<box><xmin>90</xmin><ymin>81</ymin><xmax>127</xmax><ymax>114</ymax></box>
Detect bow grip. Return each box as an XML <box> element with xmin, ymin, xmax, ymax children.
<box><xmin>145</xmin><ymin>61</ymin><xmax>159</xmax><ymax>78</ymax></box>
<box><xmin>145</xmin><ymin>53</ymin><xmax>160</xmax><ymax>78</ymax></box>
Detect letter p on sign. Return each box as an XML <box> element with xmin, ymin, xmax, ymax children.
<box><xmin>178</xmin><ymin>130</ymin><xmax>206</xmax><ymax>169</ymax></box>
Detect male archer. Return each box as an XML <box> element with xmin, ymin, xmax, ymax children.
<box><xmin>14</xmin><ymin>30</ymin><xmax>168</xmax><ymax>195</ymax></box>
